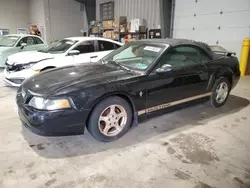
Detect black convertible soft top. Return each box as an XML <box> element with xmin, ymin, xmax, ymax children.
<box><xmin>140</xmin><ymin>38</ymin><xmax>208</xmax><ymax>47</ymax></box>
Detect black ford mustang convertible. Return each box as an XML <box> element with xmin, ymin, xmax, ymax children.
<box><xmin>16</xmin><ymin>38</ymin><xmax>240</xmax><ymax>142</ymax></box>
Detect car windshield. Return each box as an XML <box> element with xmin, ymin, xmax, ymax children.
<box><xmin>38</xmin><ymin>39</ymin><xmax>78</xmax><ymax>54</ymax></box>
<box><xmin>0</xmin><ymin>36</ymin><xmax>20</xmax><ymax>47</ymax></box>
<box><xmin>102</xmin><ymin>42</ymin><xmax>165</xmax><ymax>71</ymax></box>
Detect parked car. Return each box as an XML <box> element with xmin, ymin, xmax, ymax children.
<box><xmin>16</xmin><ymin>38</ymin><xmax>240</xmax><ymax>142</ymax></box>
<box><xmin>4</xmin><ymin>37</ymin><xmax>123</xmax><ymax>87</ymax></box>
<box><xmin>0</xmin><ymin>34</ymin><xmax>47</xmax><ymax>68</ymax></box>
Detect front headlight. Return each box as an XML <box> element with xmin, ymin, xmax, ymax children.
<box><xmin>29</xmin><ymin>97</ymin><xmax>71</xmax><ymax>110</ymax></box>
<box><xmin>22</xmin><ymin>63</ymin><xmax>36</xmax><ymax>69</ymax></box>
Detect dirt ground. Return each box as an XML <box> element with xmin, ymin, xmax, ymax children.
<box><xmin>0</xmin><ymin>71</ymin><xmax>250</xmax><ymax>188</ymax></box>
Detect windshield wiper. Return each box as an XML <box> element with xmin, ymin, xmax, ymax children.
<box><xmin>107</xmin><ymin>60</ymin><xmax>131</xmax><ymax>71</ymax></box>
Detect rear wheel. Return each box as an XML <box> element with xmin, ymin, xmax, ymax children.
<box><xmin>210</xmin><ymin>77</ymin><xmax>231</xmax><ymax>107</ymax></box>
<box><xmin>87</xmin><ymin>96</ymin><xmax>132</xmax><ymax>142</ymax></box>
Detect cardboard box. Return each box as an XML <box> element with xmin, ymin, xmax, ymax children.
<box><xmin>120</xmin><ymin>24</ymin><xmax>127</xmax><ymax>33</ymax></box>
<box><xmin>112</xmin><ymin>31</ymin><xmax>119</xmax><ymax>39</ymax></box>
<box><xmin>114</xmin><ymin>16</ymin><xmax>127</xmax><ymax>29</ymax></box>
<box><xmin>103</xmin><ymin>31</ymin><xmax>119</xmax><ymax>40</ymax></box>
<box><xmin>103</xmin><ymin>31</ymin><xmax>112</xmax><ymax>38</ymax></box>
<box><xmin>92</xmin><ymin>26</ymin><xmax>99</xmax><ymax>34</ymax></box>
<box><xmin>103</xmin><ymin>20</ymin><xmax>114</xmax><ymax>29</ymax></box>
<box><xmin>114</xmin><ymin>16</ymin><xmax>127</xmax><ymax>25</ymax></box>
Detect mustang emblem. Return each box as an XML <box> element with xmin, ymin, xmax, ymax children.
<box><xmin>139</xmin><ymin>91</ymin><xmax>143</xmax><ymax>97</ymax></box>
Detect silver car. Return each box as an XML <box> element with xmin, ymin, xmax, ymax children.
<box><xmin>0</xmin><ymin>34</ymin><xmax>47</xmax><ymax>67</ymax></box>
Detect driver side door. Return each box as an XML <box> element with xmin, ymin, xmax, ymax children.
<box><xmin>145</xmin><ymin>45</ymin><xmax>210</xmax><ymax>115</ymax></box>
<box><xmin>16</xmin><ymin>36</ymin><xmax>38</xmax><ymax>51</ymax></box>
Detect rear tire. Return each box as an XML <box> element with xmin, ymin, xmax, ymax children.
<box><xmin>87</xmin><ymin>96</ymin><xmax>133</xmax><ymax>142</ymax></box>
<box><xmin>210</xmin><ymin>77</ymin><xmax>231</xmax><ymax>108</ymax></box>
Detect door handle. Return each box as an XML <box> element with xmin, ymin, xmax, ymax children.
<box><xmin>90</xmin><ymin>56</ymin><xmax>98</xmax><ymax>58</ymax></box>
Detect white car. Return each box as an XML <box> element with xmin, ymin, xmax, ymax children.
<box><xmin>4</xmin><ymin>37</ymin><xmax>123</xmax><ymax>87</ymax></box>
<box><xmin>0</xmin><ymin>34</ymin><xmax>47</xmax><ymax>67</ymax></box>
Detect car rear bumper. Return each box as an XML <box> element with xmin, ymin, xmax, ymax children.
<box><xmin>17</xmin><ymin>103</ymin><xmax>89</xmax><ymax>136</ymax></box>
<box><xmin>232</xmin><ymin>70</ymin><xmax>241</xmax><ymax>89</ymax></box>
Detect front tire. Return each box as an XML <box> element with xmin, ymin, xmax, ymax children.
<box><xmin>87</xmin><ymin>96</ymin><xmax>133</xmax><ymax>142</ymax></box>
<box><xmin>210</xmin><ymin>77</ymin><xmax>231</xmax><ymax>108</ymax></box>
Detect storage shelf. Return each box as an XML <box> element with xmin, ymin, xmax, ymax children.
<box><xmin>90</xmin><ymin>33</ymin><xmax>103</xmax><ymax>35</ymax></box>
<box><xmin>91</xmin><ymin>31</ymin><xmax>147</xmax><ymax>35</ymax></box>
<box><xmin>89</xmin><ymin>28</ymin><xmax>148</xmax><ymax>40</ymax></box>
<box><xmin>118</xmin><ymin>32</ymin><xmax>147</xmax><ymax>35</ymax></box>
<box><xmin>103</xmin><ymin>37</ymin><xmax>119</xmax><ymax>40</ymax></box>
<box><xmin>103</xmin><ymin>28</ymin><xmax>116</xmax><ymax>31</ymax></box>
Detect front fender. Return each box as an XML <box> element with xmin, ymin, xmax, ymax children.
<box><xmin>32</xmin><ymin>59</ymin><xmax>57</xmax><ymax>71</ymax></box>
<box><xmin>0</xmin><ymin>48</ymin><xmax>19</xmax><ymax>67</ymax></box>
<box><xmin>86</xmin><ymin>90</ymin><xmax>138</xmax><ymax>128</ymax></box>
<box><xmin>91</xmin><ymin>91</ymin><xmax>136</xmax><ymax>112</ymax></box>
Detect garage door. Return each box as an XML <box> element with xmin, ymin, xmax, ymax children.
<box><xmin>173</xmin><ymin>0</ymin><xmax>250</xmax><ymax>57</ymax></box>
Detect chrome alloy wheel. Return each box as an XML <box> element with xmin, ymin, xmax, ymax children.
<box><xmin>98</xmin><ymin>104</ymin><xmax>128</xmax><ymax>137</ymax></box>
<box><xmin>215</xmin><ymin>82</ymin><xmax>229</xmax><ymax>104</ymax></box>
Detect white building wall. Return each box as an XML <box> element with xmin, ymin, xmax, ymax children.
<box><xmin>44</xmin><ymin>0</ymin><xmax>85</xmax><ymax>42</ymax></box>
<box><xmin>28</xmin><ymin>0</ymin><xmax>46</xmax><ymax>40</ymax></box>
<box><xmin>29</xmin><ymin>0</ymin><xmax>46</xmax><ymax>26</ymax></box>
<box><xmin>173</xmin><ymin>0</ymin><xmax>250</xmax><ymax>57</ymax></box>
<box><xmin>0</xmin><ymin>0</ymin><xmax>29</xmax><ymax>34</ymax></box>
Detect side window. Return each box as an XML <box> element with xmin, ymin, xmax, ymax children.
<box><xmin>17</xmin><ymin>37</ymin><xmax>27</xmax><ymax>47</ymax></box>
<box><xmin>33</xmin><ymin>37</ymin><xmax>44</xmax><ymax>44</ymax></box>
<box><xmin>98</xmin><ymin>40</ymin><xmax>115</xmax><ymax>51</ymax></box>
<box><xmin>114</xmin><ymin>43</ymin><xmax>122</xmax><ymax>49</ymax></box>
<box><xmin>174</xmin><ymin>46</ymin><xmax>200</xmax><ymax>62</ymax></box>
<box><xmin>156</xmin><ymin>46</ymin><xmax>201</xmax><ymax>69</ymax></box>
<box><xmin>199</xmin><ymin>50</ymin><xmax>212</xmax><ymax>61</ymax></box>
<box><xmin>17</xmin><ymin>37</ymin><xmax>35</xmax><ymax>46</ymax></box>
<box><xmin>73</xmin><ymin>41</ymin><xmax>94</xmax><ymax>54</ymax></box>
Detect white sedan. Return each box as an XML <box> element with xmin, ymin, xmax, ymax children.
<box><xmin>4</xmin><ymin>37</ymin><xmax>123</xmax><ymax>87</ymax></box>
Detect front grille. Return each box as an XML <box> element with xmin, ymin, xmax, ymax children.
<box><xmin>5</xmin><ymin>63</ymin><xmax>25</xmax><ymax>72</ymax></box>
<box><xmin>17</xmin><ymin>87</ymin><xmax>33</xmax><ymax>104</ymax></box>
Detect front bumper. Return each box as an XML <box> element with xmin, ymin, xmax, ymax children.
<box><xmin>4</xmin><ymin>69</ymin><xmax>37</xmax><ymax>87</ymax></box>
<box><xmin>4</xmin><ymin>77</ymin><xmax>24</xmax><ymax>87</ymax></box>
<box><xmin>17</xmin><ymin>96</ymin><xmax>90</xmax><ymax>136</ymax></box>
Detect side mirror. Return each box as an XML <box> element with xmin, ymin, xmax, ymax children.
<box><xmin>155</xmin><ymin>64</ymin><xmax>173</xmax><ymax>74</ymax></box>
<box><xmin>68</xmin><ymin>50</ymin><xmax>80</xmax><ymax>56</ymax></box>
<box><xmin>20</xmin><ymin>43</ymin><xmax>27</xmax><ymax>49</ymax></box>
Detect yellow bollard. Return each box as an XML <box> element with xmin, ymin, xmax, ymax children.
<box><xmin>240</xmin><ymin>38</ymin><xmax>250</xmax><ymax>76</ymax></box>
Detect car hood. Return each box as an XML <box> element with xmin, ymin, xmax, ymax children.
<box><xmin>7</xmin><ymin>51</ymin><xmax>57</xmax><ymax>65</ymax></box>
<box><xmin>0</xmin><ymin>46</ymin><xmax>11</xmax><ymax>52</ymax></box>
<box><xmin>22</xmin><ymin>63</ymin><xmax>140</xmax><ymax>97</ymax></box>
